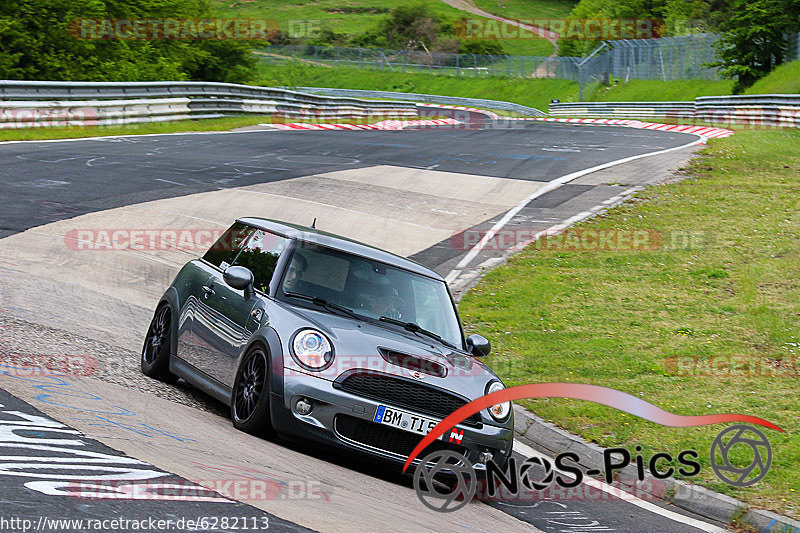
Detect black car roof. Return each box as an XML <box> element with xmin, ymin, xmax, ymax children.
<box><xmin>237</xmin><ymin>217</ymin><xmax>444</xmax><ymax>281</ymax></box>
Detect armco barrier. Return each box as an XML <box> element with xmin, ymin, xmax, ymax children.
<box><xmin>295</xmin><ymin>87</ymin><xmax>547</xmax><ymax>117</ymax></box>
<box><xmin>0</xmin><ymin>80</ymin><xmax>418</xmax><ymax>129</ymax></box>
<box><xmin>549</xmin><ymin>101</ymin><xmax>696</xmax><ymax>119</ymax></box>
<box><xmin>695</xmin><ymin>94</ymin><xmax>800</xmax><ymax>127</ymax></box>
<box><xmin>550</xmin><ymin>95</ymin><xmax>800</xmax><ymax>127</ymax></box>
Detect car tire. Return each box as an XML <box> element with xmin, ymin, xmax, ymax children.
<box><xmin>231</xmin><ymin>345</ymin><xmax>276</xmax><ymax>438</ymax></box>
<box><xmin>141</xmin><ymin>303</ymin><xmax>179</xmax><ymax>384</ymax></box>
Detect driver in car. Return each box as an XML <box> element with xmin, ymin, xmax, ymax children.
<box><xmin>370</xmin><ymin>283</ymin><xmax>402</xmax><ymax>320</ymax></box>
<box><xmin>283</xmin><ymin>254</ymin><xmax>310</xmax><ymax>294</ymax></box>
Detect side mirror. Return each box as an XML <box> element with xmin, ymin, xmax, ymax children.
<box><xmin>223</xmin><ymin>266</ymin><xmax>255</xmax><ymax>299</ymax></box>
<box><xmin>466</xmin><ymin>334</ymin><xmax>491</xmax><ymax>357</ymax></box>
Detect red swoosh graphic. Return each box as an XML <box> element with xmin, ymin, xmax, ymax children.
<box><xmin>402</xmin><ymin>383</ymin><xmax>783</xmax><ymax>473</ymax></box>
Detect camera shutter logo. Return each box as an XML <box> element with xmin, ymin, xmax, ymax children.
<box><xmin>413</xmin><ymin>450</ymin><xmax>477</xmax><ymax>512</ymax></box>
<box><xmin>520</xmin><ymin>456</ymin><xmax>555</xmax><ymax>491</ymax></box>
<box><xmin>710</xmin><ymin>425</ymin><xmax>772</xmax><ymax>487</ymax></box>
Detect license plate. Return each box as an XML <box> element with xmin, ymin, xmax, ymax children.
<box><xmin>374</xmin><ymin>405</ymin><xmax>441</xmax><ymax>437</ymax></box>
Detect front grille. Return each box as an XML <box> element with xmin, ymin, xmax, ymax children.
<box><xmin>337</xmin><ymin>372</ymin><xmax>482</xmax><ymax>427</ymax></box>
<box><xmin>335</xmin><ymin>415</ymin><xmax>468</xmax><ymax>459</ymax></box>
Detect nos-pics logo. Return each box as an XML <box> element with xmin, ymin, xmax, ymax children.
<box><xmin>401</xmin><ymin>384</ymin><xmax>781</xmax><ymax>514</ymax></box>
<box><xmin>414</xmin><ymin>424</ymin><xmax>773</xmax><ymax>513</ymax></box>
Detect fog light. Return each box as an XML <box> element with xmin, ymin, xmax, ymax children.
<box><xmin>478</xmin><ymin>450</ymin><xmax>493</xmax><ymax>464</ymax></box>
<box><xmin>295</xmin><ymin>397</ymin><xmax>313</xmax><ymax>416</ymax></box>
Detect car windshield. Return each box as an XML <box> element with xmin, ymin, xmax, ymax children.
<box><xmin>278</xmin><ymin>242</ymin><xmax>463</xmax><ymax>348</ymax></box>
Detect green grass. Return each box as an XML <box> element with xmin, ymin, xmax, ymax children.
<box><xmin>213</xmin><ymin>0</ymin><xmax>466</xmax><ymax>37</ymax></box>
<box><xmin>212</xmin><ymin>0</ymin><xmax>554</xmax><ymax>55</ymax></box>
<box><xmin>0</xmin><ymin>116</ymin><xmax>263</xmax><ymax>142</ymax></box>
<box><xmin>256</xmin><ymin>62</ymin><xmax>779</xmax><ymax>111</ymax></box>
<box><xmin>591</xmin><ymin>78</ymin><xmax>736</xmax><ymax>101</ymax></box>
<box><xmin>473</xmin><ymin>0</ymin><xmax>576</xmax><ymax>21</ymax></box>
<box><xmin>0</xmin><ymin>114</ymin><xmax>411</xmax><ymax>142</ymax></box>
<box><xmin>254</xmin><ymin>63</ymin><xmax>752</xmax><ymax>109</ymax></box>
<box><xmin>257</xmin><ymin>62</ymin><xmax>581</xmax><ymax>111</ymax></box>
<box><xmin>745</xmin><ymin>61</ymin><xmax>800</xmax><ymax>95</ymax></box>
<box><xmin>458</xmin><ymin>129</ymin><xmax>800</xmax><ymax>515</ymax></box>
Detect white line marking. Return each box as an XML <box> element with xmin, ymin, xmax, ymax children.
<box><xmin>445</xmin><ymin>269</ymin><xmax>462</xmax><ymax>284</ymax></box>
<box><xmin>154</xmin><ymin>178</ymin><xmax>185</xmax><ymax>187</ymax></box>
<box><xmin>447</xmin><ymin>185</ymin><xmax>645</xmax><ymax>291</ymax></box>
<box><xmin>451</xmin><ymin>136</ymin><xmax>705</xmax><ymax>272</ymax></box>
<box><xmin>512</xmin><ymin>440</ymin><xmax>727</xmax><ymax>533</ymax></box>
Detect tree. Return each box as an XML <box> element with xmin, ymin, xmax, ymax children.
<box><xmin>375</xmin><ymin>4</ymin><xmax>441</xmax><ymax>50</ymax></box>
<box><xmin>556</xmin><ymin>0</ymin><xmax>670</xmax><ymax>56</ymax></box>
<box><xmin>0</xmin><ymin>0</ymin><xmax>258</xmax><ymax>82</ymax></box>
<box><xmin>711</xmin><ymin>0</ymin><xmax>800</xmax><ymax>92</ymax></box>
<box><xmin>663</xmin><ymin>0</ymin><xmax>730</xmax><ymax>35</ymax></box>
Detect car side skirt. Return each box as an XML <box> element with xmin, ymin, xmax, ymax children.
<box><xmin>170</xmin><ymin>356</ymin><xmax>232</xmax><ymax>405</ymax></box>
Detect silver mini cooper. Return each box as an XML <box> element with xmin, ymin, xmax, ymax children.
<box><xmin>141</xmin><ymin>218</ymin><xmax>513</xmax><ymax>470</ymax></box>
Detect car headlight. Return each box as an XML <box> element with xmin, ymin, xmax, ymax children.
<box><xmin>291</xmin><ymin>329</ymin><xmax>334</xmax><ymax>371</ymax></box>
<box><xmin>486</xmin><ymin>381</ymin><xmax>511</xmax><ymax>421</ymax></box>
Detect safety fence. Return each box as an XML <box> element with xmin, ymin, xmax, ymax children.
<box><xmin>259</xmin><ymin>33</ymin><xmax>800</xmax><ymax>82</ymax></box>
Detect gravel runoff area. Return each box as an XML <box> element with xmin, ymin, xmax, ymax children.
<box><xmin>0</xmin><ymin>312</ymin><xmax>228</xmax><ymax>417</ymax></box>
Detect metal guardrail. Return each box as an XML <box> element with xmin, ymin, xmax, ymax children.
<box><xmin>0</xmin><ymin>80</ymin><xmax>418</xmax><ymax>128</ymax></box>
<box><xmin>4</xmin><ymin>79</ymin><xmax>798</xmax><ymax>130</ymax></box>
<box><xmin>295</xmin><ymin>87</ymin><xmax>547</xmax><ymax>116</ymax></box>
<box><xmin>550</xmin><ymin>101</ymin><xmax>696</xmax><ymax>119</ymax></box>
<box><xmin>550</xmin><ymin>95</ymin><xmax>800</xmax><ymax>127</ymax></box>
<box><xmin>695</xmin><ymin>94</ymin><xmax>800</xmax><ymax>127</ymax></box>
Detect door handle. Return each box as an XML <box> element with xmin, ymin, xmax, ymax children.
<box><xmin>251</xmin><ymin>308</ymin><xmax>264</xmax><ymax>322</ymax></box>
<box><xmin>202</xmin><ymin>284</ymin><xmax>215</xmax><ymax>296</ymax></box>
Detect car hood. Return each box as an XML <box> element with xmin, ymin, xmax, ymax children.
<box><xmin>273</xmin><ymin>302</ymin><xmax>502</xmax><ymax>402</ymax></box>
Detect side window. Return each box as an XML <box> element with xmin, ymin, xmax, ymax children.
<box><xmin>202</xmin><ymin>222</ymin><xmax>253</xmax><ymax>269</ymax></box>
<box><xmin>230</xmin><ymin>229</ymin><xmax>288</xmax><ymax>293</ymax></box>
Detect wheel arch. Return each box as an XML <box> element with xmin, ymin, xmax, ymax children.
<box><xmin>237</xmin><ymin>327</ymin><xmax>285</xmax><ymax>433</ymax></box>
<box><xmin>240</xmin><ymin>327</ymin><xmax>285</xmax><ymax>399</ymax></box>
<box><xmin>158</xmin><ymin>287</ymin><xmax>181</xmax><ymax>359</ymax></box>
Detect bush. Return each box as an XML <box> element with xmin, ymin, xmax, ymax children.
<box><xmin>458</xmin><ymin>40</ymin><xmax>506</xmax><ymax>56</ymax></box>
<box><xmin>0</xmin><ymin>0</ymin><xmax>258</xmax><ymax>82</ymax></box>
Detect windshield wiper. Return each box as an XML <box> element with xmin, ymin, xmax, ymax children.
<box><xmin>378</xmin><ymin>316</ymin><xmax>459</xmax><ymax>350</ymax></box>
<box><xmin>284</xmin><ymin>292</ymin><xmax>362</xmax><ymax>321</ymax></box>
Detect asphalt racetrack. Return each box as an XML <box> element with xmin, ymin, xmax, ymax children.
<box><xmin>0</xmin><ymin>118</ymin><xmax>727</xmax><ymax>532</ymax></box>
<box><xmin>1</xmin><ymin>122</ymin><xmax>690</xmax><ymax>237</ymax></box>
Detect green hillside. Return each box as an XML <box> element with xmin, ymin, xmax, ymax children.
<box><xmin>212</xmin><ymin>0</ymin><xmax>555</xmax><ymax>56</ymax></box>
<box><xmin>745</xmin><ymin>61</ymin><xmax>800</xmax><ymax>94</ymax></box>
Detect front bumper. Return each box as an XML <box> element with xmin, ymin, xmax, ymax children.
<box><xmin>271</xmin><ymin>371</ymin><xmax>514</xmax><ymax>472</ymax></box>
